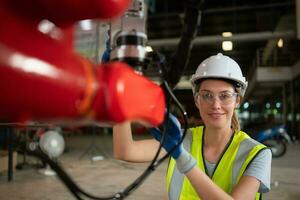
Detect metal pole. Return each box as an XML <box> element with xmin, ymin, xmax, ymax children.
<box><xmin>149</xmin><ymin>31</ymin><xmax>296</xmax><ymax>48</ymax></box>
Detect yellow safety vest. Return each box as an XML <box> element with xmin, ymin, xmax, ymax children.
<box><xmin>166</xmin><ymin>126</ymin><xmax>266</xmax><ymax>200</ymax></box>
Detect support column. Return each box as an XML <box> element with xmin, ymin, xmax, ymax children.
<box><xmin>296</xmin><ymin>0</ymin><xmax>300</xmax><ymax>39</ymax></box>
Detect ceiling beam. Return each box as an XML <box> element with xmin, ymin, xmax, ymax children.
<box><xmin>149</xmin><ymin>30</ymin><xmax>295</xmax><ymax>48</ymax></box>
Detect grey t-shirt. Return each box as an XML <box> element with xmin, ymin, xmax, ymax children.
<box><xmin>204</xmin><ymin>148</ymin><xmax>272</xmax><ymax>193</ymax></box>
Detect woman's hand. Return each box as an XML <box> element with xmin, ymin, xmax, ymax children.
<box><xmin>149</xmin><ymin>113</ymin><xmax>183</xmax><ymax>159</ymax></box>
<box><xmin>149</xmin><ymin>113</ymin><xmax>196</xmax><ymax>174</ymax></box>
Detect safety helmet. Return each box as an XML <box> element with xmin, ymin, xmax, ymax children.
<box><xmin>190</xmin><ymin>53</ymin><xmax>248</xmax><ymax>97</ymax></box>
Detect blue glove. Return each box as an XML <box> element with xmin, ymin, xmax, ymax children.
<box><xmin>149</xmin><ymin>113</ymin><xmax>182</xmax><ymax>159</ymax></box>
<box><xmin>149</xmin><ymin>113</ymin><xmax>197</xmax><ymax>174</ymax></box>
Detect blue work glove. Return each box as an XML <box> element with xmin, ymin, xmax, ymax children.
<box><xmin>149</xmin><ymin>113</ymin><xmax>182</xmax><ymax>159</ymax></box>
<box><xmin>149</xmin><ymin>113</ymin><xmax>197</xmax><ymax>174</ymax></box>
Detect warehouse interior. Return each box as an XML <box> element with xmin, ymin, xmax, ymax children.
<box><xmin>1</xmin><ymin>0</ymin><xmax>300</xmax><ymax>199</ymax></box>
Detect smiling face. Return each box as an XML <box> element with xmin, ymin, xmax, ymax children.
<box><xmin>195</xmin><ymin>79</ymin><xmax>240</xmax><ymax>130</ymax></box>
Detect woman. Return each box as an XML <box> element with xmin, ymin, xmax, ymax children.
<box><xmin>113</xmin><ymin>53</ymin><xmax>272</xmax><ymax>200</ymax></box>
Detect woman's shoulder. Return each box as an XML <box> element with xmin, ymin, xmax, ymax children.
<box><xmin>237</xmin><ymin>130</ymin><xmax>265</xmax><ymax>146</ymax></box>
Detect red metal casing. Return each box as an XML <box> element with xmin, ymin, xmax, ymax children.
<box><xmin>0</xmin><ymin>0</ymin><xmax>165</xmax><ymax>126</ymax></box>
<box><xmin>1</xmin><ymin>0</ymin><xmax>131</xmax><ymax>25</ymax></box>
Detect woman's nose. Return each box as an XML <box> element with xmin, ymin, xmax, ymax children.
<box><xmin>210</xmin><ymin>96</ymin><xmax>222</xmax><ymax>108</ymax></box>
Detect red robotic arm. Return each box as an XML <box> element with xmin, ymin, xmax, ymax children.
<box><xmin>0</xmin><ymin>0</ymin><xmax>165</xmax><ymax>126</ymax></box>
<box><xmin>2</xmin><ymin>0</ymin><xmax>130</xmax><ymax>25</ymax></box>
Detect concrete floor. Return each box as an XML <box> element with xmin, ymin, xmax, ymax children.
<box><xmin>0</xmin><ymin>133</ymin><xmax>300</xmax><ymax>200</ymax></box>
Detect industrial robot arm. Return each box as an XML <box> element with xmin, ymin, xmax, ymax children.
<box><xmin>109</xmin><ymin>0</ymin><xmax>148</xmax><ymax>73</ymax></box>
<box><xmin>0</xmin><ymin>0</ymin><xmax>165</xmax><ymax>127</ymax></box>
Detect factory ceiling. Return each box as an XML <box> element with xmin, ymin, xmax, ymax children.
<box><xmin>75</xmin><ymin>0</ymin><xmax>299</xmax><ymax>110</ymax></box>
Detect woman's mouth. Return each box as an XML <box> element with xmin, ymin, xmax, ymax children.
<box><xmin>208</xmin><ymin>113</ymin><xmax>224</xmax><ymax>119</ymax></box>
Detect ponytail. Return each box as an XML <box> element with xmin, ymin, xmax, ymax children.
<box><xmin>231</xmin><ymin>111</ymin><xmax>240</xmax><ymax>133</ymax></box>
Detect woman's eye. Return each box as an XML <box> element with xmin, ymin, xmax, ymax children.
<box><xmin>203</xmin><ymin>93</ymin><xmax>213</xmax><ymax>99</ymax></box>
<box><xmin>219</xmin><ymin>93</ymin><xmax>230</xmax><ymax>101</ymax></box>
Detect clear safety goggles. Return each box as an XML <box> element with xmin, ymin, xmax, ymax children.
<box><xmin>196</xmin><ymin>90</ymin><xmax>239</xmax><ymax>105</ymax></box>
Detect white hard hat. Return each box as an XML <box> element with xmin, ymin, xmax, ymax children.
<box><xmin>190</xmin><ymin>53</ymin><xmax>248</xmax><ymax>97</ymax></box>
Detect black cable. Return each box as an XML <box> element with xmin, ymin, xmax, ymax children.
<box><xmin>166</xmin><ymin>0</ymin><xmax>203</xmax><ymax>88</ymax></box>
<box><xmin>157</xmin><ymin>81</ymin><xmax>189</xmax><ymax>165</ymax></box>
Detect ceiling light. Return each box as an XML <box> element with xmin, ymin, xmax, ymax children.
<box><xmin>277</xmin><ymin>38</ymin><xmax>283</xmax><ymax>48</ymax></box>
<box><xmin>222</xmin><ymin>41</ymin><xmax>233</xmax><ymax>51</ymax></box>
<box><xmin>222</xmin><ymin>32</ymin><xmax>233</xmax><ymax>51</ymax></box>
<box><xmin>222</xmin><ymin>32</ymin><xmax>232</xmax><ymax>37</ymax></box>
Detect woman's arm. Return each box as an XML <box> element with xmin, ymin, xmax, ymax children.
<box><xmin>185</xmin><ymin>167</ymin><xmax>233</xmax><ymax>200</ymax></box>
<box><xmin>113</xmin><ymin>121</ymin><xmax>166</xmax><ymax>162</ymax></box>
<box><xmin>184</xmin><ymin>149</ymin><xmax>272</xmax><ymax>200</ymax></box>
<box><xmin>185</xmin><ymin>167</ymin><xmax>260</xmax><ymax>200</ymax></box>
<box><xmin>231</xmin><ymin>175</ymin><xmax>260</xmax><ymax>199</ymax></box>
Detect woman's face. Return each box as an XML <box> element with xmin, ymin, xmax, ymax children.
<box><xmin>195</xmin><ymin>79</ymin><xmax>240</xmax><ymax>130</ymax></box>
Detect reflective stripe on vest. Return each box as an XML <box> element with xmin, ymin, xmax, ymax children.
<box><xmin>166</xmin><ymin>126</ymin><xmax>266</xmax><ymax>200</ymax></box>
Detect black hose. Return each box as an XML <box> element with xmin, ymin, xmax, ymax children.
<box><xmin>166</xmin><ymin>0</ymin><xmax>203</xmax><ymax>88</ymax></box>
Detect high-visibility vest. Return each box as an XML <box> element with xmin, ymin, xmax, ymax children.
<box><xmin>166</xmin><ymin>126</ymin><xmax>266</xmax><ymax>200</ymax></box>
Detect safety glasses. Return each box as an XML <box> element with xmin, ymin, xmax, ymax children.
<box><xmin>196</xmin><ymin>90</ymin><xmax>239</xmax><ymax>105</ymax></box>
